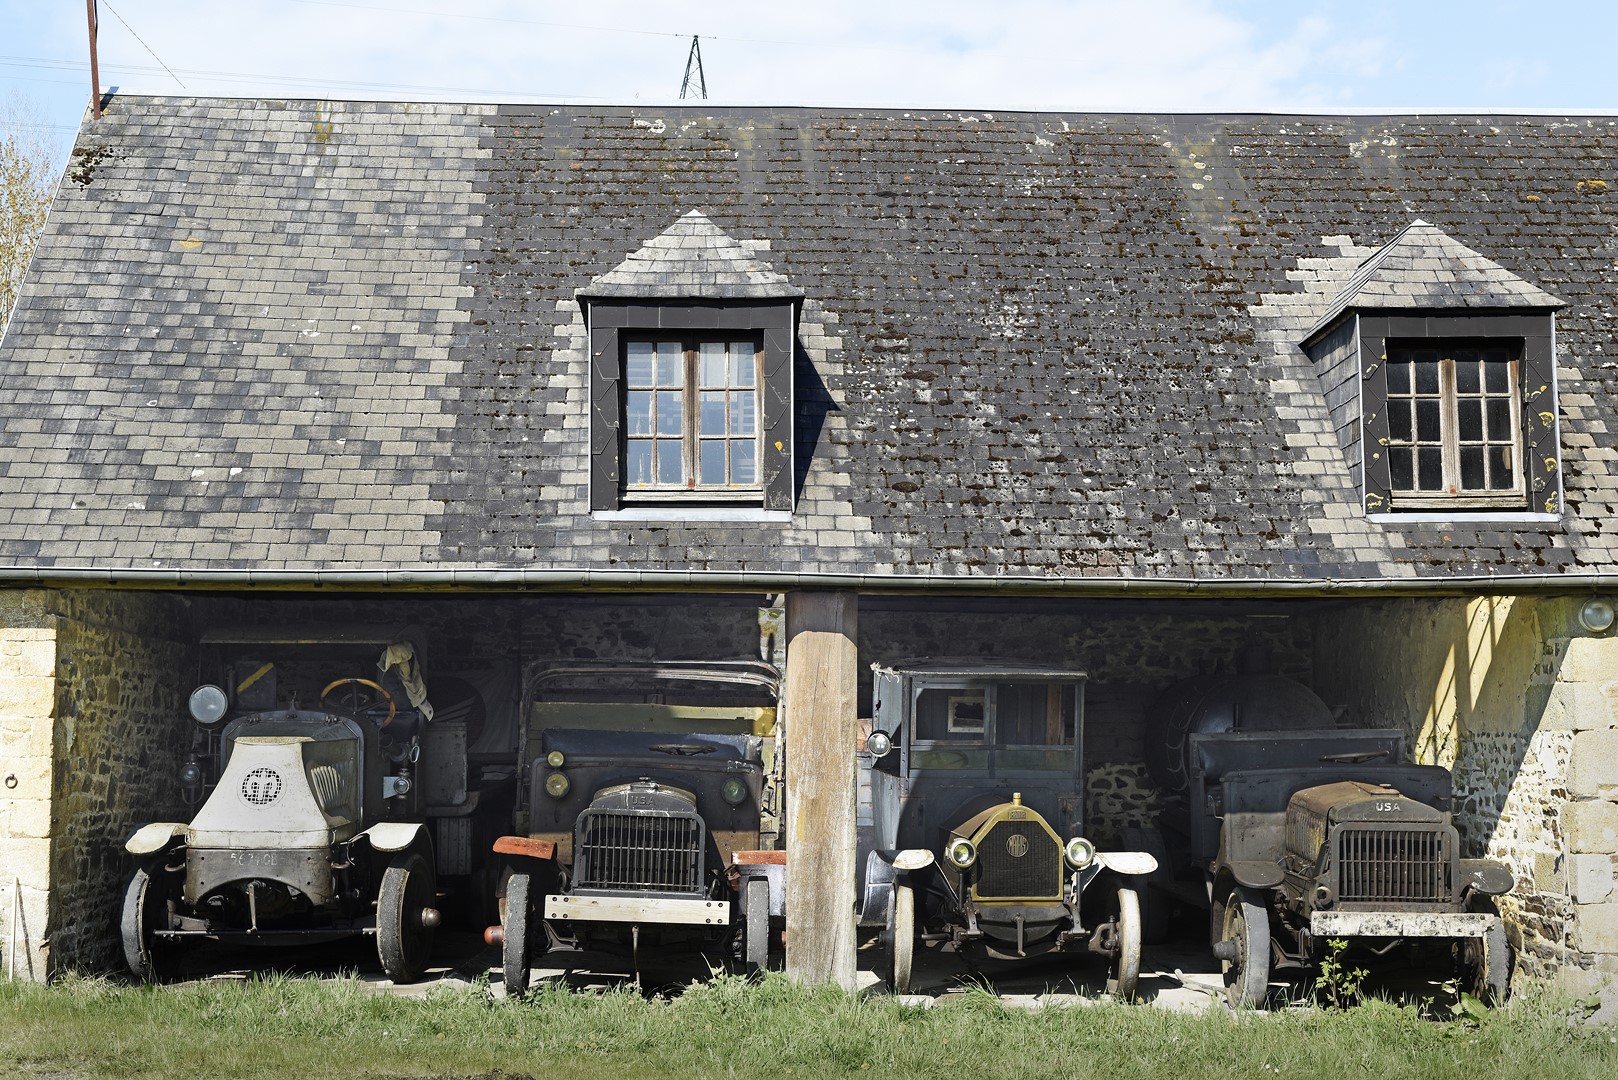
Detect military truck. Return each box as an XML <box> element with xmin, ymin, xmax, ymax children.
<box><xmin>120</xmin><ymin>627</ymin><xmax>480</xmax><ymax>983</ymax></box>
<box><xmin>489</xmin><ymin>661</ymin><xmax>783</xmax><ymax>994</ymax></box>
<box><xmin>858</xmin><ymin>662</ymin><xmax>1156</xmax><ymax>997</ymax></box>
<box><xmin>1147</xmin><ymin>664</ymin><xmax>1514</xmax><ymax>1007</ymax></box>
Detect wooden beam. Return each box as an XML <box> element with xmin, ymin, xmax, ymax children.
<box><xmin>782</xmin><ymin>590</ymin><xmax>858</xmax><ymax>989</ymax></box>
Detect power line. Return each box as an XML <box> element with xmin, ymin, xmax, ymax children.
<box><xmin>99</xmin><ymin>0</ymin><xmax>186</xmax><ymax>89</ymax></box>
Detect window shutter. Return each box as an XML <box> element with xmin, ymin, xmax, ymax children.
<box><xmin>1360</xmin><ymin>325</ymin><xmax>1393</xmax><ymax>513</ymax></box>
<box><xmin>1520</xmin><ymin>325</ymin><xmax>1559</xmax><ymax>514</ymax></box>
<box><xmin>762</xmin><ymin>321</ymin><xmax>794</xmax><ymax>511</ymax></box>
<box><xmin>589</xmin><ymin>325</ymin><xmax>621</xmax><ymax>511</ymax></box>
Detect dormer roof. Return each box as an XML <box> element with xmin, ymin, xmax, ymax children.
<box><xmin>576</xmin><ymin>210</ymin><xmax>804</xmax><ymax>302</ymax></box>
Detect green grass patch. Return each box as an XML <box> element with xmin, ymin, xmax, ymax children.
<box><xmin>0</xmin><ymin>973</ymin><xmax>1613</xmax><ymax>1080</ymax></box>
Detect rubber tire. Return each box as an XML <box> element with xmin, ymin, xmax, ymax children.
<box><xmin>1472</xmin><ymin>921</ymin><xmax>1510</xmax><ymax>1005</ymax></box>
<box><xmin>889</xmin><ymin>881</ymin><xmax>915</xmax><ymax>994</ymax></box>
<box><xmin>121</xmin><ymin>864</ymin><xmax>171</xmax><ymax>982</ymax></box>
<box><xmin>1219</xmin><ymin>885</ymin><xmax>1270</xmax><ymax>1009</ymax></box>
<box><xmin>744</xmin><ymin>877</ymin><xmax>770</xmax><ymax>976</ymax></box>
<box><xmin>502</xmin><ymin>872</ymin><xmax>531</xmax><ymax>998</ymax></box>
<box><xmin>1107</xmin><ymin>885</ymin><xmax>1143</xmax><ymax>1001</ymax></box>
<box><xmin>377</xmin><ymin>851</ymin><xmax>437</xmax><ymax>983</ymax></box>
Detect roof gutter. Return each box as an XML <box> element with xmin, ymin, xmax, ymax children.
<box><xmin>0</xmin><ymin>565</ymin><xmax>1612</xmax><ymax>598</ymax></box>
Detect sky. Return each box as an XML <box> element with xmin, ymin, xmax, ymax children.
<box><xmin>5</xmin><ymin>0</ymin><xmax>1618</xmax><ymax>167</ymax></box>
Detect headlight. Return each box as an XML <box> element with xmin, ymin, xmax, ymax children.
<box><xmin>546</xmin><ymin>750</ymin><xmax>565</xmax><ymax>768</ymax></box>
<box><xmin>720</xmin><ymin>776</ymin><xmax>749</xmax><ymax>806</ymax></box>
<box><xmin>544</xmin><ymin>772</ymin><xmax>570</xmax><ymax>799</ymax></box>
<box><xmin>864</xmin><ymin>730</ymin><xmax>893</xmax><ymax>758</ymax></box>
<box><xmin>1064</xmin><ymin>836</ymin><xmax>1096</xmax><ymax>869</ymax></box>
<box><xmin>179</xmin><ymin>759</ymin><xmax>203</xmax><ymax>789</ymax></box>
<box><xmin>189</xmin><ymin>684</ymin><xmax>228</xmax><ymax>725</ymax></box>
<box><xmin>946</xmin><ymin>837</ymin><xmax>977</xmax><ymax>871</ymax></box>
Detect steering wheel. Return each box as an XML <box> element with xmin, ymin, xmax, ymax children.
<box><xmin>319</xmin><ymin>677</ymin><xmax>397</xmax><ymax>728</ymax></box>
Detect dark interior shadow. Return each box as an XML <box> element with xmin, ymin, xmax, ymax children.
<box><xmin>792</xmin><ymin>337</ymin><xmax>838</xmax><ymax>503</ymax></box>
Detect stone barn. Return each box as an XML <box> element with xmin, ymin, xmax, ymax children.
<box><xmin>0</xmin><ymin>100</ymin><xmax>1616</xmax><ymax>999</ymax></box>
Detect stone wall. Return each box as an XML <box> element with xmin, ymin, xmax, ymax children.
<box><xmin>0</xmin><ymin>589</ymin><xmax>191</xmax><ymax>979</ymax></box>
<box><xmin>1313</xmin><ymin>595</ymin><xmax>1618</xmax><ymax>994</ymax></box>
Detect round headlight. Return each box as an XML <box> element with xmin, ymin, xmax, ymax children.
<box><xmin>721</xmin><ymin>776</ymin><xmax>748</xmax><ymax>806</ymax></box>
<box><xmin>546</xmin><ymin>750</ymin><xmax>566</xmax><ymax>768</ymax></box>
<box><xmin>544</xmin><ymin>772</ymin><xmax>570</xmax><ymax>799</ymax></box>
<box><xmin>1579</xmin><ymin>597</ymin><xmax>1615</xmax><ymax>634</ymax></box>
<box><xmin>946</xmin><ymin>837</ymin><xmax>977</xmax><ymax>871</ymax></box>
<box><xmin>1064</xmin><ymin>836</ymin><xmax>1096</xmax><ymax>869</ymax></box>
<box><xmin>179</xmin><ymin>761</ymin><xmax>203</xmax><ymax>788</ymax></box>
<box><xmin>864</xmin><ymin>730</ymin><xmax>893</xmax><ymax>758</ymax></box>
<box><xmin>189</xmin><ymin>684</ymin><xmax>228</xmax><ymax>726</ymax></box>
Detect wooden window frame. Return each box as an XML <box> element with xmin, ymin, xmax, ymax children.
<box><xmin>1384</xmin><ymin>340</ymin><xmax>1525</xmax><ymax>510</ymax></box>
<box><xmin>621</xmin><ymin>335</ymin><xmax>764</xmax><ymax>502</ymax></box>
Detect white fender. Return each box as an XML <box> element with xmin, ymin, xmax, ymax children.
<box><xmin>892</xmin><ymin>848</ymin><xmax>935</xmax><ymax>872</ymax></box>
<box><xmin>1096</xmin><ymin>850</ymin><xmax>1158</xmax><ymax>876</ymax></box>
<box><xmin>358</xmin><ymin>821</ymin><xmax>427</xmax><ymax>853</ymax></box>
<box><xmin>126</xmin><ymin>822</ymin><xmax>188</xmax><ymax>855</ymax></box>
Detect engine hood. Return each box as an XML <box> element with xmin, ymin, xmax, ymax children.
<box><xmin>587</xmin><ymin>779</ymin><xmax>698</xmax><ymax>814</ymax></box>
<box><xmin>1292</xmin><ymin>780</ymin><xmax>1447</xmax><ymax>826</ymax></box>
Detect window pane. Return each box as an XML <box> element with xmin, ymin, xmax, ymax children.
<box><xmin>656</xmin><ymin>391</ymin><xmax>683</xmax><ymax>435</ymax></box>
<box><xmin>1415</xmin><ymin>362</ymin><xmax>1440</xmax><ymax>395</ymax></box>
<box><xmin>700</xmin><ymin>391</ymin><xmax>726</xmax><ymax>434</ymax></box>
<box><xmin>656</xmin><ymin>343</ymin><xmax>683</xmax><ymax>387</ymax></box>
<box><xmin>731</xmin><ymin>344</ymin><xmax>756</xmax><ymax>387</ymax></box>
<box><xmin>1460</xmin><ymin>446</ymin><xmax>1485</xmax><ymax>490</ymax></box>
<box><xmin>1457</xmin><ymin>399</ymin><xmax>1483</xmax><ymax>442</ymax></box>
<box><xmin>731</xmin><ymin>439</ymin><xmax>756</xmax><ymax>485</ymax></box>
<box><xmin>1484</xmin><ymin>361</ymin><xmax>1509</xmax><ymax>394</ymax></box>
<box><xmin>1389</xmin><ymin>401</ymin><xmax>1412</xmax><ymax>442</ymax></box>
<box><xmin>1417</xmin><ymin>447</ymin><xmax>1444</xmax><ymax>490</ymax></box>
<box><xmin>1488</xmin><ymin>446</ymin><xmax>1515</xmax><ymax>489</ymax></box>
<box><xmin>1486</xmin><ymin>399</ymin><xmax>1512</xmax><ymax>440</ymax></box>
<box><xmin>657</xmin><ymin>440</ymin><xmax>683</xmax><ymax>485</ymax></box>
<box><xmin>626</xmin><ymin>390</ymin><xmax>653</xmax><ymax>436</ymax></box>
<box><xmin>700</xmin><ymin>343</ymin><xmax>727</xmax><ymax>388</ymax></box>
<box><xmin>700</xmin><ymin>440</ymin><xmax>726</xmax><ymax>485</ymax></box>
<box><xmin>1389</xmin><ymin>447</ymin><xmax>1413</xmax><ymax>491</ymax></box>
<box><xmin>626</xmin><ymin>440</ymin><xmax>653</xmax><ymax>485</ymax></box>
<box><xmin>731</xmin><ymin>391</ymin><xmax>756</xmax><ymax>435</ymax></box>
<box><xmin>1416</xmin><ymin>399</ymin><xmax>1442</xmax><ymax>442</ymax></box>
<box><xmin>626</xmin><ymin>342</ymin><xmax>655</xmax><ymax>386</ymax></box>
<box><xmin>1455</xmin><ymin>360</ymin><xmax>1480</xmax><ymax>395</ymax></box>
<box><xmin>1387</xmin><ymin>362</ymin><xmax>1410</xmax><ymax>395</ymax></box>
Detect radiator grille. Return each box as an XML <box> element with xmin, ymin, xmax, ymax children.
<box><xmin>1335</xmin><ymin>826</ymin><xmax>1454</xmax><ymax>905</ymax></box>
<box><xmin>574</xmin><ymin>809</ymin><xmax>705</xmax><ymax>895</ymax></box>
<box><xmin>973</xmin><ymin>821</ymin><xmax>1061</xmax><ymax>900</ymax></box>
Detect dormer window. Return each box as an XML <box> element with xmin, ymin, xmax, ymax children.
<box><xmin>1302</xmin><ymin>221</ymin><xmax>1563</xmax><ymax>517</ymax></box>
<box><xmin>577</xmin><ymin>211</ymin><xmax>802</xmax><ymax>514</ymax></box>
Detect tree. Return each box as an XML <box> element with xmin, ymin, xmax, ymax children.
<box><xmin>1</xmin><ymin>97</ymin><xmax>59</xmax><ymax>339</ymax></box>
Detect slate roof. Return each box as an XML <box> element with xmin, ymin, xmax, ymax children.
<box><xmin>2</xmin><ymin>98</ymin><xmax>1618</xmax><ymax>589</ymax></box>
<box><xmin>1306</xmin><ymin>219</ymin><xmax>1565</xmax><ymax>340</ymax></box>
<box><xmin>577</xmin><ymin>210</ymin><xmax>803</xmax><ymax>301</ymax></box>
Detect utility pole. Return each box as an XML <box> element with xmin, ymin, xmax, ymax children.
<box><xmin>86</xmin><ymin>0</ymin><xmax>102</xmax><ymax>120</ymax></box>
<box><xmin>680</xmin><ymin>35</ymin><xmax>707</xmax><ymax>100</ymax></box>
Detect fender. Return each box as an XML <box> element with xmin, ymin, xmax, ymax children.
<box><xmin>1095</xmin><ymin>850</ymin><xmax>1159</xmax><ymax>876</ymax></box>
<box><xmin>1223</xmin><ymin>859</ymin><xmax>1285</xmax><ymax>889</ymax></box>
<box><xmin>357</xmin><ymin>821</ymin><xmax>428</xmax><ymax>854</ymax></box>
<box><xmin>1460</xmin><ymin>858</ymin><xmax>1514</xmax><ymax>897</ymax></box>
<box><xmin>858</xmin><ymin>848</ymin><xmax>934</xmax><ymax>928</ymax></box>
<box><xmin>126</xmin><ymin>822</ymin><xmax>187</xmax><ymax>856</ymax></box>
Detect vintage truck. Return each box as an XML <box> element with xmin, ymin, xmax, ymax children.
<box><xmin>857</xmin><ymin>662</ymin><xmax>1157</xmax><ymax>997</ymax></box>
<box><xmin>1147</xmin><ymin>662</ymin><xmax>1514</xmax><ymax>1007</ymax></box>
<box><xmin>120</xmin><ymin>627</ymin><xmax>478</xmax><ymax>983</ymax></box>
<box><xmin>488</xmin><ymin>661</ymin><xmax>784</xmax><ymax>994</ymax></box>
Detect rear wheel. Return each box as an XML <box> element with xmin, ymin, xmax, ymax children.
<box><xmin>377</xmin><ymin>851</ymin><xmax>438</xmax><ymax>983</ymax></box>
<box><xmin>887</xmin><ymin>881</ymin><xmax>915</xmax><ymax>994</ymax></box>
<box><xmin>1219</xmin><ymin>885</ymin><xmax>1270</xmax><ymax>1009</ymax></box>
<box><xmin>1470</xmin><ymin>921</ymin><xmax>1510</xmax><ymax>1004</ymax></box>
<box><xmin>743</xmin><ymin>878</ymin><xmax>770</xmax><ymax>976</ymax></box>
<box><xmin>502</xmin><ymin>872</ymin><xmax>531</xmax><ymax>998</ymax></box>
<box><xmin>121</xmin><ymin>864</ymin><xmax>175</xmax><ymax>982</ymax></box>
<box><xmin>1107</xmin><ymin>885</ymin><xmax>1143</xmax><ymax>1000</ymax></box>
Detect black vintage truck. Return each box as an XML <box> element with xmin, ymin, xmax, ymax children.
<box><xmin>1147</xmin><ymin>661</ymin><xmax>1514</xmax><ymax>1007</ymax></box>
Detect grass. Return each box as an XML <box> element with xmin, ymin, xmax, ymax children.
<box><xmin>0</xmin><ymin>973</ymin><xmax>1614</xmax><ymax>1080</ymax></box>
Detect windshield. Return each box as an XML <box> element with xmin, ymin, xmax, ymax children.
<box><xmin>913</xmin><ymin>681</ymin><xmax>1076</xmax><ymax>746</ymax></box>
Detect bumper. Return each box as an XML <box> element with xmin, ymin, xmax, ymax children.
<box><xmin>544</xmin><ymin>893</ymin><xmax>730</xmax><ymax>926</ymax></box>
<box><xmin>1310</xmin><ymin>911</ymin><xmax>1500</xmax><ymax>938</ymax></box>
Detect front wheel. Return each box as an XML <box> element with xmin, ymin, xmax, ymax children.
<box><xmin>121</xmin><ymin>864</ymin><xmax>176</xmax><ymax>982</ymax></box>
<box><xmin>1219</xmin><ymin>884</ymin><xmax>1270</xmax><ymax>1009</ymax></box>
<box><xmin>743</xmin><ymin>878</ymin><xmax>771</xmax><ymax>976</ymax></box>
<box><xmin>887</xmin><ymin>881</ymin><xmax>915</xmax><ymax>994</ymax></box>
<box><xmin>502</xmin><ymin>872</ymin><xmax>532</xmax><ymax>998</ymax></box>
<box><xmin>377</xmin><ymin>851</ymin><xmax>438</xmax><ymax>983</ymax></box>
<box><xmin>1471</xmin><ymin>921</ymin><xmax>1510</xmax><ymax>1004</ymax></box>
<box><xmin>1107</xmin><ymin>885</ymin><xmax>1143</xmax><ymax>1000</ymax></box>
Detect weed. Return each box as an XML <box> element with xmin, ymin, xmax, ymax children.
<box><xmin>1316</xmin><ymin>937</ymin><xmax>1369</xmax><ymax>1008</ymax></box>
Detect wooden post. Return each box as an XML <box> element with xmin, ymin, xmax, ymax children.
<box><xmin>782</xmin><ymin>590</ymin><xmax>858</xmax><ymax>989</ymax></box>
